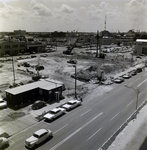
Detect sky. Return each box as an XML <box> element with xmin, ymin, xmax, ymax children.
<box><xmin>0</xmin><ymin>0</ymin><xmax>147</xmax><ymax>32</ymax></box>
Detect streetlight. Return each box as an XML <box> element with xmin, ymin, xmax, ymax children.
<box><xmin>12</xmin><ymin>55</ymin><xmax>16</xmax><ymax>84</ymax></box>
<box><xmin>124</xmin><ymin>84</ymin><xmax>139</xmax><ymax>110</ymax></box>
<box><xmin>73</xmin><ymin>65</ymin><xmax>77</xmax><ymax>99</ymax></box>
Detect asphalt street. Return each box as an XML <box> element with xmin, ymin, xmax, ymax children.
<box><xmin>6</xmin><ymin>69</ymin><xmax>147</xmax><ymax>150</ymax></box>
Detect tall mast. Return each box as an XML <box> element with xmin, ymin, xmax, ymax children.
<box><xmin>104</xmin><ymin>15</ymin><xmax>107</xmax><ymax>30</ymax></box>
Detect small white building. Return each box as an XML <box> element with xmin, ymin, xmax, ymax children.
<box><xmin>135</xmin><ymin>39</ymin><xmax>147</xmax><ymax>55</ymax></box>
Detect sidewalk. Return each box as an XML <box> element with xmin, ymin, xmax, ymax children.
<box><xmin>0</xmin><ymin>96</ymin><xmax>71</xmax><ymax>137</ymax></box>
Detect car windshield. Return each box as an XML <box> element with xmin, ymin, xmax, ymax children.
<box><xmin>67</xmin><ymin>102</ymin><xmax>74</xmax><ymax>105</ymax></box>
<box><xmin>49</xmin><ymin>110</ymin><xmax>57</xmax><ymax>114</ymax></box>
<box><xmin>0</xmin><ymin>101</ymin><xmax>4</xmax><ymax>103</ymax></box>
<box><xmin>33</xmin><ymin>133</ymin><xmax>39</xmax><ymax>138</ymax></box>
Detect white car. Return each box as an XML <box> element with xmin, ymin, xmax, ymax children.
<box><xmin>25</xmin><ymin>129</ymin><xmax>52</xmax><ymax>148</ymax></box>
<box><xmin>43</xmin><ymin>107</ymin><xmax>66</xmax><ymax>121</ymax></box>
<box><xmin>62</xmin><ymin>100</ymin><xmax>82</xmax><ymax>111</ymax></box>
<box><xmin>0</xmin><ymin>98</ymin><xmax>7</xmax><ymax>109</ymax></box>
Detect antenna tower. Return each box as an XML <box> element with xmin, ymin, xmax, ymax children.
<box><xmin>104</xmin><ymin>15</ymin><xmax>107</xmax><ymax>30</ymax></box>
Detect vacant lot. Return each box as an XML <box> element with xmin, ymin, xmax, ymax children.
<box><xmin>0</xmin><ymin>46</ymin><xmax>136</xmax><ymax>98</ymax></box>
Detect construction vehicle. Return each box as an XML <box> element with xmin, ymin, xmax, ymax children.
<box><xmin>63</xmin><ymin>38</ymin><xmax>78</xmax><ymax>55</ymax></box>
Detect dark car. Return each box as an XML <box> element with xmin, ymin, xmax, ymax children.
<box><xmin>32</xmin><ymin>101</ymin><xmax>47</xmax><ymax>110</ymax></box>
<box><xmin>136</xmin><ymin>67</ymin><xmax>142</xmax><ymax>73</ymax></box>
<box><xmin>136</xmin><ymin>55</ymin><xmax>142</xmax><ymax>59</ymax></box>
<box><xmin>129</xmin><ymin>70</ymin><xmax>137</xmax><ymax>76</ymax></box>
<box><xmin>67</xmin><ymin>59</ymin><xmax>77</xmax><ymax>64</ymax></box>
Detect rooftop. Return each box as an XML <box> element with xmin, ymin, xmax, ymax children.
<box><xmin>5</xmin><ymin>79</ymin><xmax>62</xmax><ymax>95</ymax></box>
<box><xmin>136</xmin><ymin>39</ymin><xmax>147</xmax><ymax>43</ymax></box>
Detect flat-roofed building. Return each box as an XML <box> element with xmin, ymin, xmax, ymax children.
<box><xmin>135</xmin><ymin>39</ymin><xmax>147</xmax><ymax>55</ymax></box>
<box><xmin>0</xmin><ymin>40</ymin><xmax>26</xmax><ymax>56</ymax></box>
<box><xmin>5</xmin><ymin>79</ymin><xmax>63</xmax><ymax>108</ymax></box>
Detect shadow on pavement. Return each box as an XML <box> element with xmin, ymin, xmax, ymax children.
<box><xmin>139</xmin><ymin>137</ymin><xmax>147</xmax><ymax>150</ymax></box>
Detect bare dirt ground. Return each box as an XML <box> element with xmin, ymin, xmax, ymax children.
<box><xmin>0</xmin><ymin>46</ymin><xmax>136</xmax><ymax>99</ymax></box>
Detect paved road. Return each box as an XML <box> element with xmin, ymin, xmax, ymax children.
<box><xmin>6</xmin><ymin>70</ymin><xmax>147</xmax><ymax>150</ymax></box>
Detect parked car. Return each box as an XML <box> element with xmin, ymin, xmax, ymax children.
<box><xmin>129</xmin><ymin>69</ymin><xmax>137</xmax><ymax>76</ymax></box>
<box><xmin>136</xmin><ymin>55</ymin><xmax>142</xmax><ymax>59</ymax></box>
<box><xmin>67</xmin><ymin>59</ymin><xmax>77</xmax><ymax>64</ymax></box>
<box><xmin>25</xmin><ymin>129</ymin><xmax>52</xmax><ymax>148</ymax></box>
<box><xmin>40</xmin><ymin>54</ymin><xmax>48</xmax><ymax>57</ymax></box>
<box><xmin>0</xmin><ymin>98</ymin><xmax>7</xmax><ymax>109</ymax></box>
<box><xmin>0</xmin><ymin>137</ymin><xmax>9</xmax><ymax>148</ymax></box>
<box><xmin>136</xmin><ymin>67</ymin><xmax>142</xmax><ymax>73</ymax></box>
<box><xmin>122</xmin><ymin>73</ymin><xmax>131</xmax><ymax>79</ymax></box>
<box><xmin>113</xmin><ymin>77</ymin><xmax>124</xmax><ymax>84</ymax></box>
<box><xmin>61</xmin><ymin>99</ymin><xmax>82</xmax><ymax>111</ymax></box>
<box><xmin>43</xmin><ymin>107</ymin><xmax>66</xmax><ymax>121</ymax></box>
<box><xmin>32</xmin><ymin>100</ymin><xmax>47</xmax><ymax>110</ymax></box>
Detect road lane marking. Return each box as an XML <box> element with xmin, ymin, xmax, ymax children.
<box><xmin>128</xmin><ymin>82</ymin><xmax>133</xmax><ymax>86</ymax></box>
<box><xmin>137</xmin><ymin>79</ymin><xmax>147</xmax><ymax>87</ymax></box>
<box><xmin>143</xmin><ymin>73</ymin><xmax>147</xmax><ymax>76</ymax></box>
<box><xmin>87</xmin><ymin>127</ymin><xmax>103</xmax><ymax>141</ymax></box>
<box><xmin>50</xmin><ymin>112</ymin><xmax>103</xmax><ymax>150</ymax></box>
<box><xmin>136</xmin><ymin>78</ymin><xmax>140</xmax><ymax>81</ymax></box>
<box><xmin>139</xmin><ymin>91</ymin><xmax>143</xmax><ymax>96</ymax></box>
<box><xmin>110</xmin><ymin>112</ymin><xmax>120</xmax><ymax>121</ymax></box>
<box><xmin>127</xmin><ymin>100</ymin><xmax>133</xmax><ymax>107</ymax></box>
<box><xmin>9</xmin><ymin>139</ymin><xmax>15</xmax><ymax>145</ymax></box>
<box><xmin>80</xmin><ymin>109</ymin><xmax>91</xmax><ymax>117</ymax></box>
<box><xmin>54</xmin><ymin>124</ymin><xmax>68</xmax><ymax>134</ymax></box>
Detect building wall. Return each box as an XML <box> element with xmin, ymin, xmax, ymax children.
<box><xmin>6</xmin><ymin>85</ymin><xmax>63</xmax><ymax>108</ymax></box>
<box><xmin>6</xmin><ymin>88</ymin><xmax>39</xmax><ymax>106</ymax></box>
<box><xmin>0</xmin><ymin>41</ymin><xmax>26</xmax><ymax>56</ymax></box>
<box><xmin>135</xmin><ymin>41</ymin><xmax>147</xmax><ymax>55</ymax></box>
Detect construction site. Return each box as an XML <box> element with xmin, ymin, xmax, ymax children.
<box><xmin>0</xmin><ymin>36</ymin><xmax>137</xmax><ymax>102</ymax></box>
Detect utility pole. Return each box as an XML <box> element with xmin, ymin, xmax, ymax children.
<box><xmin>12</xmin><ymin>54</ymin><xmax>15</xmax><ymax>84</ymax></box>
<box><xmin>124</xmin><ymin>85</ymin><xmax>139</xmax><ymax>110</ymax></box>
<box><xmin>73</xmin><ymin>65</ymin><xmax>77</xmax><ymax>99</ymax></box>
<box><xmin>96</xmin><ymin>30</ymin><xmax>99</xmax><ymax>57</ymax></box>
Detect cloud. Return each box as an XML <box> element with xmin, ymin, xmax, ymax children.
<box><xmin>88</xmin><ymin>4</ymin><xmax>97</xmax><ymax>10</ymax></box>
<box><xmin>100</xmin><ymin>2</ymin><xmax>108</xmax><ymax>8</ymax></box>
<box><xmin>0</xmin><ymin>1</ymin><xmax>28</xmax><ymax>20</ymax></box>
<box><xmin>125</xmin><ymin>0</ymin><xmax>147</xmax><ymax>29</ymax></box>
<box><xmin>60</xmin><ymin>4</ymin><xmax>75</xmax><ymax>13</ymax></box>
<box><xmin>87</xmin><ymin>9</ymin><xmax>102</xmax><ymax>20</ymax></box>
<box><xmin>79</xmin><ymin>6</ymin><xmax>86</xmax><ymax>10</ymax></box>
<box><xmin>30</xmin><ymin>0</ymin><xmax>52</xmax><ymax>16</ymax></box>
<box><xmin>0</xmin><ymin>0</ymin><xmax>6</xmax><ymax>8</ymax></box>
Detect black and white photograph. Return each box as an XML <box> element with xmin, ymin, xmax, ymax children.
<box><xmin>0</xmin><ymin>0</ymin><xmax>147</xmax><ymax>150</ymax></box>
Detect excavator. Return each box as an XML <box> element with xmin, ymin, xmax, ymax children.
<box><xmin>63</xmin><ymin>38</ymin><xmax>78</xmax><ymax>55</ymax></box>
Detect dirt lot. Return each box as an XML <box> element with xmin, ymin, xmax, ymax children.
<box><xmin>0</xmin><ymin>46</ymin><xmax>137</xmax><ymax>98</ymax></box>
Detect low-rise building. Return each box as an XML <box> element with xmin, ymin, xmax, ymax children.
<box><xmin>5</xmin><ymin>79</ymin><xmax>64</xmax><ymax>108</ymax></box>
<box><xmin>0</xmin><ymin>40</ymin><xmax>26</xmax><ymax>57</ymax></box>
<box><xmin>135</xmin><ymin>39</ymin><xmax>147</xmax><ymax>55</ymax></box>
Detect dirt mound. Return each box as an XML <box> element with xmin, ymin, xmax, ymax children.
<box><xmin>100</xmin><ymin>63</ymin><xmax>116</xmax><ymax>73</ymax></box>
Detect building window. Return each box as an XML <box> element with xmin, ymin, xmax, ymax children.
<box><xmin>5</xmin><ymin>45</ymin><xmax>10</xmax><ymax>49</ymax></box>
<box><xmin>12</xmin><ymin>45</ymin><xmax>18</xmax><ymax>48</ymax></box>
<box><xmin>39</xmin><ymin>89</ymin><xmax>43</xmax><ymax>95</ymax></box>
<box><xmin>20</xmin><ymin>44</ymin><xmax>25</xmax><ymax>47</ymax></box>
